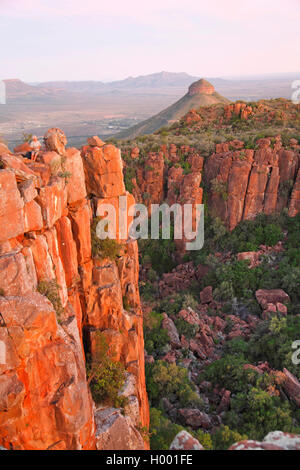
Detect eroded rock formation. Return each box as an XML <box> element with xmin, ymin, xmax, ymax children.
<box><xmin>205</xmin><ymin>136</ymin><xmax>300</xmax><ymax>229</ymax></box>
<box><xmin>0</xmin><ymin>130</ymin><xmax>149</xmax><ymax>450</ymax></box>
<box><xmin>124</xmin><ymin>135</ymin><xmax>300</xmax><ymax>240</ymax></box>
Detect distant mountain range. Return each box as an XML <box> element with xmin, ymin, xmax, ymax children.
<box><xmin>114</xmin><ymin>79</ymin><xmax>229</xmax><ymax>139</ymax></box>
<box><xmin>1</xmin><ymin>71</ymin><xmax>299</xmax><ymax>149</ymax></box>
<box><xmin>34</xmin><ymin>72</ymin><xmax>200</xmax><ymax>94</ymax></box>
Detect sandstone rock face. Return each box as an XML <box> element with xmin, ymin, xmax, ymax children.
<box><xmin>0</xmin><ymin>133</ymin><xmax>149</xmax><ymax>450</ymax></box>
<box><xmin>204</xmin><ymin>136</ymin><xmax>300</xmax><ymax>229</ymax></box>
<box><xmin>81</xmin><ymin>138</ymin><xmax>149</xmax><ymax>435</ymax></box>
<box><xmin>170</xmin><ymin>431</ymin><xmax>204</xmax><ymax>450</ymax></box>
<box><xmin>124</xmin><ymin>144</ymin><xmax>204</xmax><ymax>253</ymax></box>
<box><xmin>0</xmin><ymin>170</ymin><xmax>25</xmax><ymax>242</ymax></box>
<box><xmin>81</xmin><ymin>142</ymin><xmax>125</xmax><ymax>197</ymax></box>
<box><xmin>0</xmin><ymin>294</ymin><xmax>95</xmax><ymax>450</ymax></box>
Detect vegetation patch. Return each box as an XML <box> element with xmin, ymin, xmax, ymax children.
<box><xmin>86</xmin><ymin>331</ymin><xmax>128</xmax><ymax>409</ymax></box>
<box><xmin>91</xmin><ymin>217</ymin><xmax>121</xmax><ymax>260</ymax></box>
<box><xmin>37</xmin><ymin>279</ymin><xmax>64</xmax><ymax>321</ymax></box>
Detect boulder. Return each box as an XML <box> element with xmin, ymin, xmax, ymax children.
<box><xmin>14</xmin><ymin>142</ymin><xmax>31</xmax><ymax>155</ymax></box>
<box><xmin>81</xmin><ymin>144</ymin><xmax>125</xmax><ymax>198</ymax></box>
<box><xmin>87</xmin><ymin>136</ymin><xmax>105</xmax><ymax>147</ymax></box>
<box><xmin>282</xmin><ymin>369</ymin><xmax>300</xmax><ymax>407</ymax></box>
<box><xmin>217</xmin><ymin>389</ymin><xmax>231</xmax><ymax>413</ymax></box>
<box><xmin>95</xmin><ymin>407</ymin><xmax>145</xmax><ymax>450</ymax></box>
<box><xmin>162</xmin><ymin>313</ymin><xmax>181</xmax><ymax>348</ymax></box>
<box><xmin>170</xmin><ymin>431</ymin><xmax>204</xmax><ymax>450</ymax></box>
<box><xmin>0</xmin><ymin>294</ymin><xmax>95</xmax><ymax>450</ymax></box>
<box><xmin>200</xmin><ymin>286</ymin><xmax>213</xmax><ymax>304</ymax></box>
<box><xmin>255</xmin><ymin>289</ymin><xmax>290</xmax><ymax>309</ymax></box>
<box><xmin>178</xmin><ymin>409</ymin><xmax>212</xmax><ymax>430</ymax></box>
<box><xmin>44</xmin><ymin>128</ymin><xmax>67</xmax><ymax>155</ymax></box>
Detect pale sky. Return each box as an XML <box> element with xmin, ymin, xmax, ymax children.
<box><xmin>1</xmin><ymin>0</ymin><xmax>300</xmax><ymax>82</ymax></box>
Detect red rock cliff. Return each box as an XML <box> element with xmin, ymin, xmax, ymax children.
<box><xmin>205</xmin><ymin>136</ymin><xmax>300</xmax><ymax>229</ymax></box>
<box><xmin>124</xmin><ymin>135</ymin><xmax>300</xmax><ymax>241</ymax></box>
<box><xmin>0</xmin><ymin>130</ymin><xmax>149</xmax><ymax>450</ymax></box>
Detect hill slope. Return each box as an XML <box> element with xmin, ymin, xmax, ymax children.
<box><xmin>114</xmin><ymin>79</ymin><xmax>230</xmax><ymax>139</ymax></box>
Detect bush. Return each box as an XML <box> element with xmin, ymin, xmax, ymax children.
<box><xmin>149</xmin><ymin>408</ymin><xmax>184</xmax><ymax>450</ymax></box>
<box><xmin>86</xmin><ymin>331</ymin><xmax>127</xmax><ymax>408</ymax></box>
<box><xmin>212</xmin><ymin>425</ymin><xmax>247</xmax><ymax>450</ymax></box>
<box><xmin>124</xmin><ymin>166</ymin><xmax>136</xmax><ymax>193</ymax></box>
<box><xmin>139</xmin><ymin>236</ymin><xmax>176</xmax><ymax>275</ymax></box>
<box><xmin>174</xmin><ymin>318</ymin><xmax>198</xmax><ymax>339</ymax></box>
<box><xmin>146</xmin><ymin>361</ymin><xmax>202</xmax><ymax>408</ymax></box>
<box><xmin>37</xmin><ymin>279</ymin><xmax>64</xmax><ymax>322</ymax></box>
<box><xmin>225</xmin><ymin>387</ymin><xmax>294</xmax><ymax>440</ymax></box>
<box><xmin>193</xmin><ymin>430</ymin><xmax>213</xmax><ymax>450</ymax></box>
<box><xmin>0</xmin><ymin>288</ymin><xmax>5</xmax><ymax>297</ymax></box>
<box><xmin>225</xmin><ymin>337</ymin><xmax>249</xmax><ymax>356</ymax></box>
<box><xmin>91</xmin><ymin>218</ymin><xmax>121</xmax><ymax>260</ymax></box>
<box><xmin>201</xmin><ymin>354</ymin><xmax>257</xmax><ymax>394</ymax></box>
<box><xmin>248</xmin><ymin>316</ymin><xmax>300</xmax><ymax>375</ymax></box>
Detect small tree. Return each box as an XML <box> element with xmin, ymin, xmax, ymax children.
<box><xmin>86</xmin><ymin>331</ymin><xmax>127</xmax><ymax>408</ymax></box>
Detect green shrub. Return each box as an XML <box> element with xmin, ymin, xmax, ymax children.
<box><xmin>140</xmin><ymin>281</ymin><xmax>158</xmax><ymax>302</ymax></box>
<box><xmin>201</xmin><ymin>354</ymin><xmax>259</xmax><ymax>394</ymax></box>
<box><xmin>193</xmin><ymin>430</ymin><xmax>213</xmax><ymax>450</ymax></box>
<box><xmin>149</xmin><ymin>408</ymin><xmax>184</xmax><ymax>450</ymax></box>
<box><xmin>139</xmin><ymin>236</ymin><xmax>176</xmax><ymax>275</ymax></box>
<box><xmin>144</xmin><ymin>312</ymin><xmax>170</xmax><ymax>355</ymax></box>
<box><xmin>248</xmin><ymin>316</ymin><xmax>300</xmax><ymax>375</ymax></box>
<box><xmin>37</xmin><ymin>279</ymin><xmax>64</xmax><ymax>321</ymax></box>
<box><xmin>212</xmin><ymin>425</ymin><xmax>247</xmax><ymax>450</ymax></box>
<box><xmin>174</xmin><ymin>318</ymin><xmax>198</xmax><ymax>339</ymax></box>
<box><xmin>124</xmin><ymin>166</ymin><xmax>136</xmax><ymax>193</ymax></box>
<box><xmin>225</xmin><ymin>387</ymin><xmax>294</xmax><ymax>440</ymax></box>
<box><xmin>58</xmin><ymin>170</ymin><xmax>72</xmax><ymax>181</ymax></box>
<box><xmin>91</xmin><ymin>218</ymin><xmax>121</xmax><ymax>260</ymax></box>
<box><xmin>225</xmin><ymin>337</ymin><xmax>249</xmax><ymax>356</ymax></box>
<box><xmin>86</xmin><ymin>331</ymin><xmax>127</xmax><ymax>408</ymax></box>
<box><xmin>146</xmin><ymin>361</ymin><xmax>202</xmax><ymax>408</ymax></box>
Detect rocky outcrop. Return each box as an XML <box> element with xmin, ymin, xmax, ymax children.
<box><xmin>0</xmin><ymin>130</ymin><xmax>149</xmax><ymax>450</ymax></box>
<box><xmin>125</xmin><ymin>145</ymin><xmax>204</xmax><ymax>253</ymax></box>
<box><xmin>124</xmin><ymin>135</ymin><xmax>299</xmax><ymax>252</ymax></box>
<box><xmin>205</xmin><ymin>136</ymin><xmax>300</xmax><ymax>229</ymax></box>
<box><xmin>95</xmin><ymin>407</ymin><xmax>145</xmax><ymax>450</ymax></box>
<box><xmin>229</xmin><ymin>431</ymin><xmax>300</xmax><ymax>450</ymax></box>
<box><xmin>170</xmin><ymin>431</ymin><xmax>204</xmax><ymax>450</ymax></box>
<box><xmin>188</xmin><ymin>79</ymin><xmax>215</xmax><ymax>96</ymax></box>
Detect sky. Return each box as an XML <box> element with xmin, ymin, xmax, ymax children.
<box><xmin>1</xmin><ymin>0</ymin><xmax>300</xmax><ymax>82</ymax></box>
